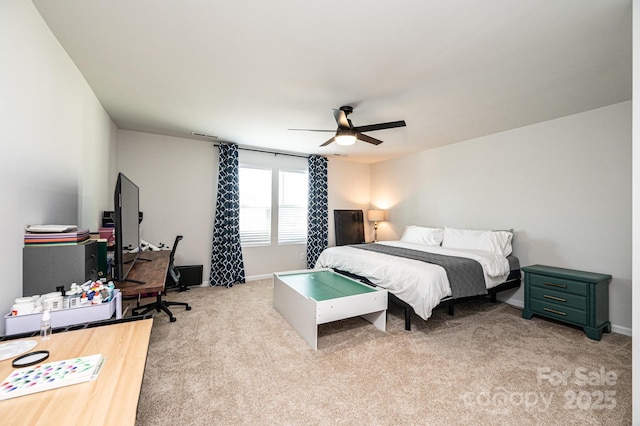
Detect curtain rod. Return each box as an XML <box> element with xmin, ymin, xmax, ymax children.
<box><xmin>214</xmin><ymin>143</ymin><xmax>310</xmax><ymax>159</ymax></box>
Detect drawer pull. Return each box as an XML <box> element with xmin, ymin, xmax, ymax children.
<box><xmin>544</xmin><ymin>281</ymin><xmax>567</xmax><ymax>289</ymax></box>
<box><xmin>543</xmin><ymin>307</ymin><xmax>567</xmax><ymax>316</ymax></box>
<box><xmin>543</xmin><ymin>294</ymin><xmax>566</xmax><ymax>302</ymax></box>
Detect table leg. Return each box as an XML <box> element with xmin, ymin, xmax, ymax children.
<box><xmin>361</xmin><ymin>310</ymin><xmax>386</xmax><ymax>332</ymax></box>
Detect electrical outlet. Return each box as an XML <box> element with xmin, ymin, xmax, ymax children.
<box><xmin>299</xmin><ymin>252</ymin><xmax>306</xmax><ymax>260</ymax></box>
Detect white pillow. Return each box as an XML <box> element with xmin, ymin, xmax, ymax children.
<box><xmin>442</xmin><ymin>227</ymin><xmax>513</xmax><ymax>256</ymax></box>
<box><xmin>400</xmin><ymin>226</ymin><xmax>444</xmax><ymax>246</ymax></box>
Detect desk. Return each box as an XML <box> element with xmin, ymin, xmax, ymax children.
<box><xmin>116</xmin><ymin>251</ymin><xmax>170</xmax><ymax>297</ymax></box>
<box><xmin>0</xmin><ymin>319</ymin><xmax>153</xmax><ymax>426</ymax></box>
<box><xmin>117</xmin><ymin>250</ymin><xmax>191</xmax><ymax>322</ymax></box>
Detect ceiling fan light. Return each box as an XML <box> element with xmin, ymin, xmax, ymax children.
<box><xmin>335</xmin><ymin>134</ymin><xmax>357</xmax><ymax>146</ymax></box>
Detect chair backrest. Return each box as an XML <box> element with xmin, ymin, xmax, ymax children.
<box><xmin>166</xmin><ymin>235</ymin><xmax>183</xmax><ymax>287</ymax></box>
<box><xmin>168</xmin><ymin>235</ymin><xmax>183</xmax><ymax>268</ymax></box>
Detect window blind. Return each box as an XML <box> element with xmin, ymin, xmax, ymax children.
<box><xmin>278</xmin><ymin>170</ymin><xmax>308</xmax><ymax>244</ymax></box>
<box><xmin>239</xmin><ymin>166</ymin><xmax>271</xmax><ymax>246</ymax></box>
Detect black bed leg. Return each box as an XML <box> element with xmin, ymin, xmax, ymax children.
<box><xmin>491</xmin><ymin>293</ymin><xmax>497</xmax><ymax>303</ymax></box>
<box><xmin>404</xmin><ymin>307</ymin><xmax>411</xmax><ymax>331</ymax></box>
<box><xmin>447</xmin><ymin>305</ymin><xmax>454</xmax><ymax>316</ymax></box>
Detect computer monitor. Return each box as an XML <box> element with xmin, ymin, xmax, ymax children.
<box><xmin>113</xmin><ymin>173</ymin><xmax>141</xmax><ymax>282</ymax></box>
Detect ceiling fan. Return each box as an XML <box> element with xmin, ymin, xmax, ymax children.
<box><xmin>289</xmin><ymin>105</ymin><xmax>406</xmax><ymax>147</ymax></box>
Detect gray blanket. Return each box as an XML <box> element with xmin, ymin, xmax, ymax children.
<box><xmin>351</xmin><ymin>243</ymin><xmax>487</xmax><ymax>298</ymax></box>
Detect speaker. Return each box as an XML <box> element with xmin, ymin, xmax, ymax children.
<box><xmin>175</xmin><ymin>265</ymin><xmax>203</xmax><ymax>287</ymax></box>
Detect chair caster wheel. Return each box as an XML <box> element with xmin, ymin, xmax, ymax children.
<box><xmin>186</xmin><ymin>306</ymin><xmax>192</xmax><ymax>311</ymax></box>
<box><xmin>170</xmin><ymin>317</ymin><xmax>177</xmax><ymax>322</ymax></box>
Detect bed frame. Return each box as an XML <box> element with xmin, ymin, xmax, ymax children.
<box><xmin>335</xmin><ymin>268</ymin><xmax>521</xmax><ymax>331</ymax></box>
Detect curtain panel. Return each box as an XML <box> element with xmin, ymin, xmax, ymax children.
<box><xmin>306</xmin><ymin>155</ymin><xmax>328</xmax><ymax>268</ymax></box>
<box><xmin>210</xmin><ymin>143</ymin><xmax>246</xmax><ymax>287</ymax></box>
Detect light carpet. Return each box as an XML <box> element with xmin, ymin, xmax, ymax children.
<box><xmin>127</xmin><ymin>279</ymin><xmax>631</xmax><ymax>425</ymax></box>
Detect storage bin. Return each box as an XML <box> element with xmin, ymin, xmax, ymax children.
<box><xmin>4</xmin><ymin>290</ymin><xmax>122</xmax><ymax>335</ymax></box>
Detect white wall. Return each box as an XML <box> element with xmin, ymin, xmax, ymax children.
<box><xmin>116</xmin><ymin>130</ymin><xmax>216</xmax><ymax>283</ymax></box>
<box><xmin>116</xmin><ymin>134</ymin><xmax>373</xmax><ymax>280</ymax></box>
<box><xmin>0</xmin><ymin>1</ymin><xmax>117</xmax><ymax>334</ymax></box>
<box><xmin>372</xmin><ymin>101</ymin><xmax>632</xmax><ymax>332</ymax></box>
<box><xmin>327</xmin><ymin>158</ymin><xmax>372</xmax><ymax>244</ymax></box>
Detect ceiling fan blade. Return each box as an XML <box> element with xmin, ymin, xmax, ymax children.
<box><xmin>320</xmin><ymin>136</ymin><xmax>336</xmax><ymax>147</ymax></box>
<box><xmin>353</xmin><ymin>120</ymin><xmax>406</xmax><ymax>133</ymax></box>
<box><xmin>288</xmin><ymin>128</ymin><xmax>335</xmax><ymax>132</ymax></box>
<box><xmin>357</xmin><ymin>133</ymin><xmax>383</xmax><ymax>145</ymax></box>
<box><xmin>333</xmin><ymin>109</ymin><xmax>351</xmax><ymax>128</ymax></box>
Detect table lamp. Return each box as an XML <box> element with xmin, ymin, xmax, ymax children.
<box><xmin>367</xmin><ymin>209</ymin><xmax>385</xmax><ymax>242</ymax></box>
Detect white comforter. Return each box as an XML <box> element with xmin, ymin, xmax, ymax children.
<box><xmin>314</xmin><ymin>241</ymin><xmax>511</xmax><ymax>321</ymax></box>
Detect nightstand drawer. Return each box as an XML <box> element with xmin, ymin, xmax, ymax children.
<box><xmin>529</xmin><ymin>274</ymin><xmax>587</xmax><ymax>296</ymax></box>
<box><xmin>529</xmin><ymin>299</ymin><xmax>587</xmax><ymax>325</ymax></box>
<box><xmin>529</xmin><ymin>286</ymin><xmax>586</xmax><ymax>311</ymax></box>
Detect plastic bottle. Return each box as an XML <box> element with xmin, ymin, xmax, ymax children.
<box><xmin>40</xmin><ymin>310</ymin><xmax>51</xmax><ymax>341</ymax></box>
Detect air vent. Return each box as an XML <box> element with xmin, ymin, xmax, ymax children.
<box><xmin>191</xmin><ymin>132</ymin><xmax>218</xmax><ymax>139</ymax></box>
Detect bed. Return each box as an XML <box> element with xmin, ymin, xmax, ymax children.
<box><xmin>315</xmin><ymin>226</ymin><xmax>521</xmax><ymax>330</ymax></box>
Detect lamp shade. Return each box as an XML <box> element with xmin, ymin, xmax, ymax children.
<box><xmin>367</xmin><ymin>209</ymin><xmax>385</xmax><ymax>222</ymax></box>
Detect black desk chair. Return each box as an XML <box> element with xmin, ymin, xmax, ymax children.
<box><xmin>167</xmin><ymin>236</ymin><xmax>190</xmax><ymax>292</ymax></box>
<box><xmin>132</xmin><ymin>236</ymin><xmax>191</xmax><ymax>322</ymax></box>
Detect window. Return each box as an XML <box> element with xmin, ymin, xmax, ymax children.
<box><xmin>239</xmin><ymin>166</ymin><xmax>271</xmax><ymax>246</ymax></box>
<box><xmin>238</xmin><ymin>163</ymin><xmax>309</xmax><ymax>247</ymax></box>
<box><xmin>278</xmin><ymin>170</ymin><xmax>308</xmax><ymax>244</ymax></box>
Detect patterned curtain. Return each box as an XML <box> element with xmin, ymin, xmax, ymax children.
<box><xmin>306</xmin><ymin>155</ymin><xmax>328</xmax><ymax>268</ymax></box>
<box><xmin>210</xmin><ymin>144</ymin><xmax>245</xmax><ymax>287</ymax></box>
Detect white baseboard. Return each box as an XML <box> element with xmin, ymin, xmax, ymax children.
<box><xmin>611</xmin><ymin>324</ymin><xmax>632</xmax><ymax>336</ymax></box>
<box><xmin>246</xmin><ymin>274</ymin><xmax>273</xmax><ymax>281</ymax></box>
<box><xmin>500</xmin><ymin>298</ymin><xmax>524</xmax><ymax>309</ymax></box>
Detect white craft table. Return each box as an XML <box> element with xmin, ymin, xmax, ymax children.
<box><xmin>273</xmin><ymin>269</ymin><xmax>387</xmax><ymax>350</ymax></box>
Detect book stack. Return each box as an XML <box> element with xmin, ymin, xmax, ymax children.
<box><xmin>24</xmin><ymin>225</ymin><xmax>90</xmax><ymax>246</ymax></box>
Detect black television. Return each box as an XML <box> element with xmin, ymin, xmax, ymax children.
<box><xmin>113</xmin><ymin>173</ymin><xmax>142</xmax><ymax>282</ymax></box>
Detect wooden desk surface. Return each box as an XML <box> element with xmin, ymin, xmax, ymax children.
<box><xmin>0</xmin><ymin>319</ymin><xmax>153</xmax><ymax>426</ymax></box>
<box><xmin>116</xmin><ymin>250</ymin><xmax>170</xmax><ymax>297</ymax></box>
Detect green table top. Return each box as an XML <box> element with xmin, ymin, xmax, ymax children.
<box><xmin>278</xmin><ymin>270</ymin><xmax>377</xmax><ymax>301</ymax></box>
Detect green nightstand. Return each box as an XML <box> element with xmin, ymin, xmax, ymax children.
<box><xmin>521</xmin><ymin>265</ymin><xmax>611</xmax><ymax>341</ymax></box>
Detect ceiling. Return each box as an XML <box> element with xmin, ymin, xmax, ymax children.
<box><xmin>33</xmin><ymin>0</ymin><xmax>632</xmax><ymax>164</ymax></box>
